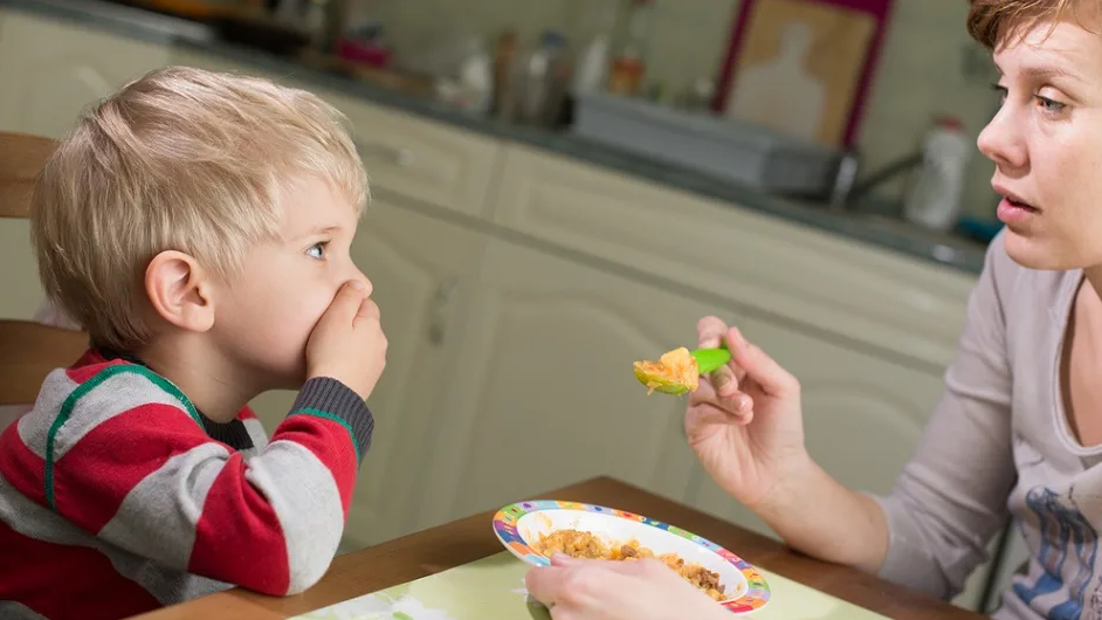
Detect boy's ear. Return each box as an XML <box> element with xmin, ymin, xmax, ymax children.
<box><xmin>144</xmin><ymin>250</ymin><xmax>215</xmax><ymax>333</ymax></box>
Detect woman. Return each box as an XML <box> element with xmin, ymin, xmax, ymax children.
<box><xmin>525</xmin><ymin>0</ymin><xmax>1102</xmax><ymax>618</ymax></box>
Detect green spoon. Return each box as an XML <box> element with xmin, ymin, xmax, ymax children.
<box><xmin>691</xmin><ymin>342</ymin><xmax>732</xmax><ymax>374</ymax></box>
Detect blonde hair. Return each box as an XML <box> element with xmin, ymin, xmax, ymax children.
<box><xmin>967</xmin><ymin>0</ymin><xmax>1096</xmax><ymax>49</ymax></box>
<box><xmin>31</xmin><ymin>65</ymin><xmax>368</xmax><ymax>353</ymax></box>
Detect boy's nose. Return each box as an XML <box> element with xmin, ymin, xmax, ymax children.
<box><xmin>352</xmin><ymin>270</ymin><xmax>372</xmax><ymax>297</ymax></box>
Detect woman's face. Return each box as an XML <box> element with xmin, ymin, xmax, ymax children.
<box><xmin>978</xmin><ymin>17</ymin><xmax>1102</xmax><ymax>270</ymax></box>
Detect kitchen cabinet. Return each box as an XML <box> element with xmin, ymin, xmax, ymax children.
<box><xmin>0</xmin><ymin>8</ymin><xmax>170</xmax><ymax>320</ymax></box>
<box><xmin>684</xmin><ymin>312</ymin><xmax>944</xmax><ymax>537</ymax></box>
<box><xmin>249</xmin><ymin>197</ymin><xmax>485</xmax><ymax>550</ymax></box>
<box><xmin>0</xmin><ymin>9</ymin><xmax>170</xmax><ymax>138</ymax></box>
<box><xmin>168</xmin><ymin>48</ymin><xmax>504</xmax><ymax>219</ymax></box>
<box><xmin>412</xmin><ymin>237</ymin><xmax>716</xmax><ymax>533</ymax></box>
<box><xmin>489</xmin><ymin>144</ymin><xmax>978</xmax><ymax>373</ymax></box>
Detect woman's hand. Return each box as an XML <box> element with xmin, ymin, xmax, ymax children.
<box><xmin>524</xmin><ymin>554</ymin><xmax>730</xmax><ymax>620</ymax></box>
<box><xmin>686</xmin><ymin>317</ymin><xmax>813</xmax><ymax>512</ymax></box>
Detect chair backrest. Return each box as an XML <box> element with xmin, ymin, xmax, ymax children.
<box><xmin>0</xmin><ymin>131</ymin><xmax>57</xmax><ymax>219</ymax></box>
<box><xmin>0</xmin><ymin>130</ymin><xmax>89</xmax><ymax>407</ymax></box>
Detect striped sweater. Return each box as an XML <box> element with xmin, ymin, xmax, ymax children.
<box><xmin>0</xmin><ymin>349</ymin><xmax>374</xmax><ymax>620</ymax></box>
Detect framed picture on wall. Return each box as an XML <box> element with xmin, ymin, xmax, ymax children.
<box><xmin>711</xmin><ymin>0</ymin><xmax>893</xmax><ymax>148</ymax></box>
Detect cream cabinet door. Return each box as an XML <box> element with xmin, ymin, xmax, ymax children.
<box><xmin>413</xmin><ymin>238</ymin><xmax>721</xmax><ymax>533</ymax></box>
<box><xmin>0</xmin><ymin>10</ymin><xmax>170</xmax><ymax>138</ymax></box>
<box><xmin>169</xmin><ymin>48</ymin><xmax>503</xmax><ymax>219</ymax></box>
<box><xmin>685</xmin><ymin>312</ymin><xmax>943</xmax><ymax>535</ymax></box>
<box><xmin>249</xmin><ymin>198</ymin><xmax>485</xmax><ymax>550</ymax></box>
<box><xmin>681</xmin><ymin>315</ymin><xmax>997</xmax><ymax>610</ymax></box>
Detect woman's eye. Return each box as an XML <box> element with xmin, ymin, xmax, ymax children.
<box><xmin>1036</xmin><ymin>96</ymin><xmax>1066</xmax><ymax>113</ymax></box>
<box><xmin>307</xmin><ymin>242</ymin><xmax>327</xmax><ymax>260</ymax></box>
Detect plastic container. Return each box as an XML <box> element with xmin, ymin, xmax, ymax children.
<box><xmin>572</xmin><ymin>91</ymin><xmax>843</xmax><ymax>197</ymax></box>
<box><xmin>902</xmin><ymin>117</ymin><xmax>972</xmax><ymax>232</ymax></box>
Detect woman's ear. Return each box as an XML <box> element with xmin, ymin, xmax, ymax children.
<box><xmin>144</xmin><ymin>250</ymin><xmax>215</xmax><ymax>333</ymax></box>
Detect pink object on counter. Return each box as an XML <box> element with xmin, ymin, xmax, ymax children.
<box><xmin>338</xmin><ymin>37</ymin><xmax>392</xmax><ymax>68</ymax></box>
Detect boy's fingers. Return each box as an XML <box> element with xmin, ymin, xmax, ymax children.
<box><xmin>324</xmin><ymin>281</ymin><xmax>368</xmax><ymax>323</ymax></box>
<box><xmin>357</xmin><ymin>297</ymin><xmax>380</xmax><ymax>320</ymax></box>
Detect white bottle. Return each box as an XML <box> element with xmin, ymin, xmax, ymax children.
<box><xmin>903</xmin><ymin>117</ymin><xmax>972</xmax><ymax>232</ymax></box>
<box><xmin>458</xmin><ymin>37</ymin><xmax>493</xmax><ymax>115</ymax></box>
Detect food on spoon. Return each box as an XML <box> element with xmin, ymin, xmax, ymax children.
<box><xmin>532</xmin><ymin>528</ymin><xmax>726</xmax><ymax>601</ymax></box>
<box><xmin>633</xmin><ymin>346</ymin><xmax>699</xmax><ymax>395</ymax></box>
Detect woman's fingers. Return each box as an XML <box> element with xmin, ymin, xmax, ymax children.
<box><xmin>725</xmin><ymin>327</ymin><xmax>799</xmax><ymax>398</ymax></box>
<box><xmin>697</xmin><ymin>316</ymin><xmax>747</xmax><ymax>391</ymax></box>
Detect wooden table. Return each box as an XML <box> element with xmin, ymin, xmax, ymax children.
<box><xmin>133</xmin><ymin>476</ymin><xmax>989</xmax><ymax>620</ymax></box>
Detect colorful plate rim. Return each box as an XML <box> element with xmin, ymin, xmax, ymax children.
<box><xmin>492</xmin><ymin>499</ymin><xmax>771</xmax><ymax>613</ymax></box>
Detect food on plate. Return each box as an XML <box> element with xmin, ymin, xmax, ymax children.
<box><xmin>633</xmin><ymin>347</ymin><xmax>699</xmax><ymax>395</ymax></box>
<box><xmin>531</xmin><ymin>528</ymin><xmax>726</xmax><ymax>601</ymax></box>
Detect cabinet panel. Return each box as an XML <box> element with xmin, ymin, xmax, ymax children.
<box><xmin>0</xmin><ymin>9</ymin><xmax>170</xmax><ymax>138</ymax></box>
<box><xmin>413</xmin><ymin>238</ymin><xmax>718</xmax><ymax>531</ymax></box>
<box><xmin>490</xmin><ymin>144</ymin><xmax>977</xmax><ymax>371</ymax></box>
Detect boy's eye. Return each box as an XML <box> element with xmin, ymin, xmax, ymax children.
<box><xmin>306</xmin><ymin>242</ymin><xmax>327</xmax><ymax>260</ymax></box>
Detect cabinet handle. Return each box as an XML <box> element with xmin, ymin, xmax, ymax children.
<box><xmin>354</xmin><ymin>140</ymin><xmax>416</xmax><ymax>167</ymax></box>
<box><xmin>428</xmin><ymin>276</ymin><xmax>459</xmax><ymax>346</ymax></box>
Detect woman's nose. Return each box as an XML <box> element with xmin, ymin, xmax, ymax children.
<box><xmin>977</xmin><ymin>106</ymin><xmax>1028</xmax><ymax>172</ymax></box>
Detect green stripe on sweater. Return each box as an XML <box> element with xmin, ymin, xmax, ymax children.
<box><xmin>290</xmin><ymin>407</ymin><xmax>360</xmax><ymax>462</ymax></box>
<box><xmin>45</xmin><ymin>365</ymin><xmax>203</xmax><ymax>510</ymax></box>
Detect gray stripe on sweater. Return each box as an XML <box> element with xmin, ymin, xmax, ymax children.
<box><xmin>242</xmin><ymin>416</ymin><xmax>269</xmax><ymax>452</ymax></box>
<box><xmin>0</xmin><ymin>601</ymin><xmax>49</xmax><ymax>619</ymax></box>
<box><xmin>16</xmin><ymin>369</ymin><xmax>78</xmax><ymax>459</ymax></box>
<box><xmin>244</xmin><ymin>439</ymin><xmax>344</xmax><ymax>594</ymax></box>
<box><xmin>98</xmin><ymin>442</ymin><xmax>228</xmax><ymax>571</ymax></box>
<box><xmin>20</xmin><ymin>369</ymin><xmax>188</xmax><ymax>461</ymax></box>
<box><xmin>0</xmin><ymin>476</ymin><xmax>228</xmax><ymax>605</ymax></box>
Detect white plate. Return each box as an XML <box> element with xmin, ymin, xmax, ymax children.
<box><xmin>492</xmin><ymin>499</ymin><xmax>771</xmax><ymax>613</ymax></box>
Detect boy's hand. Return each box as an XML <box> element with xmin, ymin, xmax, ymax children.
<box><xmin>306</xmin><ymin>280</ymin><xmax>387</xmax><ymax>400</ymax></box>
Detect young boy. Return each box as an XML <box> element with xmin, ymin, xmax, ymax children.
<box><xmin>0</xmin><ymin>66</ymin><xmax>387</xmax><ymax>619</ymax></box>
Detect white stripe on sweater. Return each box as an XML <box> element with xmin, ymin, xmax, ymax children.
<box><xmin>0</xmin><ymin>476</ymin><xmax>228</xmax><ymax>605</ymax></box>
<box><xmin>98</xmin><ymin>442</ymin><xmax>229</xmax><ymax>570</ymax></box>
<box><xmin>244</xmin><ymin>439</ymin><xmax>344</xmax><ymax>594</ymax></box>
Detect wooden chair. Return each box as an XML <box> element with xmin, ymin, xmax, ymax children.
<box><xmin>0</xmin><ymin>131</ymin><xmax>89</xmax><ymax>406</ymax></box>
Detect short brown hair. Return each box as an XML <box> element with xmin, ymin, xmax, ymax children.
<box><xmin>31</xmin><ymin>66</ymin><xmax>368</xmax><ymax>352</ymax></box>
<box><xmin>967</xmin><ymin>0</ymin><xmax>1095</xmax><ymax>49</ymax></box>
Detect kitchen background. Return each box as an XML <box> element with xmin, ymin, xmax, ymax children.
<box><xmin>369</xmin><ymin>0</ymin><xmax>1000</xmax><ymax>219</ymax></box>
<box><xmin>0</xmin><ymin>0</ymin><xmax>1022</xmax><ymax>616</ymax></box>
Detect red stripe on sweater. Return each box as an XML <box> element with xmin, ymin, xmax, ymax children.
<box><xmin>188</xmin><ymin>452</ymin><xmax>290</xmax><ymax>595</ymax></box>
<box><xmin>64</xmin><ymin>354</ymin><xmax>121</xmax><ymax>384</ymax></box>
<box><xmin>52</xmin><ymin>402</ymin><xmax>204</xmax><ymax>533</ymax></box>
<box><xmin>271</xmin><ymin>414</ymin><xmax>358</xmax><ymax>518</ymax></box>
<box><xmin>237</xmin><ymin>405</ymin><xmax>258</xmax><ymax>421</ymax></box>
<box><xmin>0</xmin><ymin>425</ymin><xmax>47</xmax><ymax>508</ymax></box>
<box><xmin>0</xmin><ymin>520</ymin><xmax>161</xmax><ymax>620</ymax></box>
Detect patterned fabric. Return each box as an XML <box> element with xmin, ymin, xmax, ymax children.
<box><xmin>0</xmin><ymin>349</ymin><xmax>373</xmax><ymax>619</ymax></box>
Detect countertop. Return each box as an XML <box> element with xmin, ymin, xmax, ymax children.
<box><xmin>0</xmin><ymin>0</ymin><xmax>990</xmax><ymax>275</ymax></box>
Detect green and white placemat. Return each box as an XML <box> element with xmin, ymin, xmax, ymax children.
<box><xmin>291</xmin><ymin>552</ymin><xmax>891</xmax><ymax>620</ymax></box>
